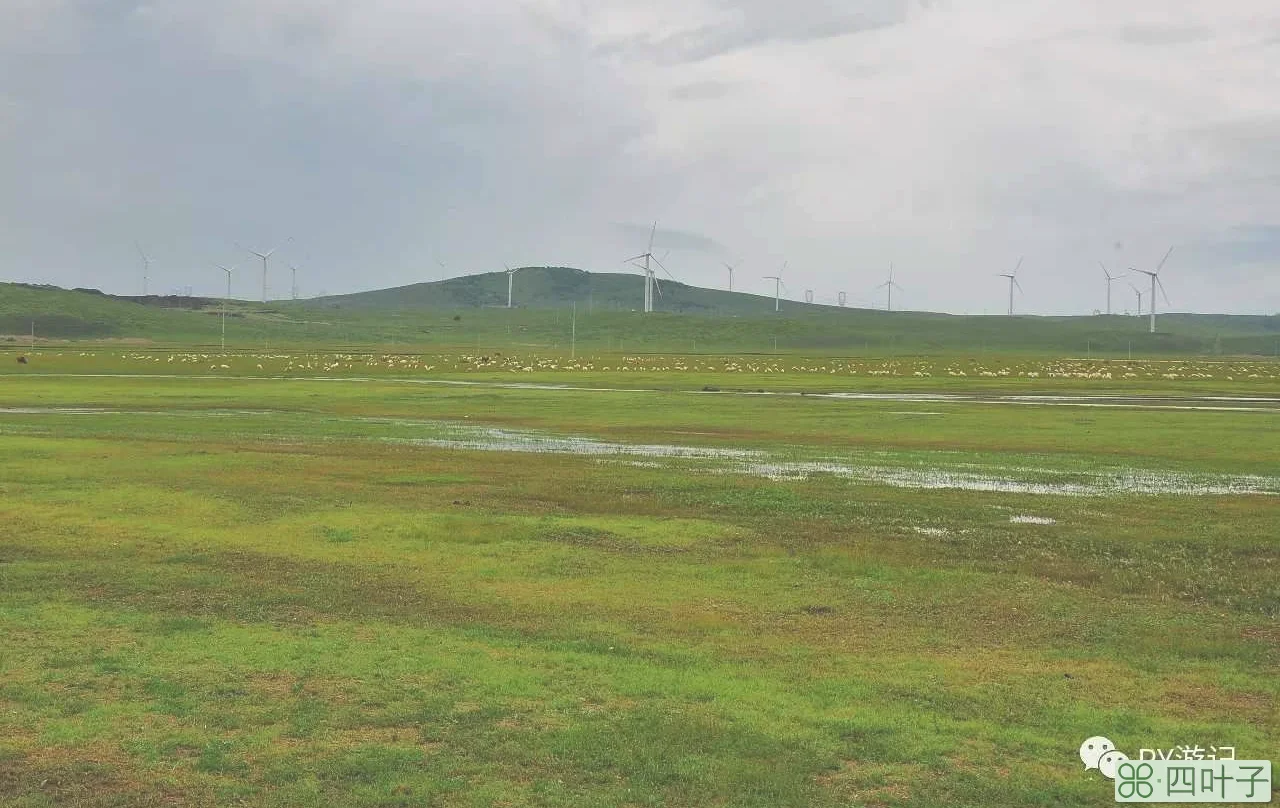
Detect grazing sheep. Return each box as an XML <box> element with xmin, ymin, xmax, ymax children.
<box><xmin>16</xmin><ymin>356</ymin><xmax>28</xmax><ymax>365</ymax></box>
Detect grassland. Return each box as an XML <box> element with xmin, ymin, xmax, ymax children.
<box><xmin>6</xmin><ymin>279</ymin><xmax>1280</xmax><ymax>356</ymax></box>
<box><xmin>0</xmin><ymin>350</ymin><xmax>1277</xmax><ymax>806</ymax></box>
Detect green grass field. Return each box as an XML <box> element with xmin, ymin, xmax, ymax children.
<box><xmin>6</xmin><ymin>278</ymin><xmax>1280</xmax><ymax>356</ymax></box>
<box><xmin>0</xmin><ymin>350</ymin><xmax>1276</xmax><ymax>806</ymax></box>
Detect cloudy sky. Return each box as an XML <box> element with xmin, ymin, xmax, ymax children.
<box><xmin>3</xmin><ymin>1</ymin><xmax>1279</xmax><ymax>314</ymax></box>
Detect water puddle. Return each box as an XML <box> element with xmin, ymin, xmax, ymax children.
<box><xmin>390</xmin><ymin>425</ymin><xmax>1280</xmax><ymax>497</ymax></box>
<box><xmin>3</xmin><ymin>405</ymin><xmax>1275</xmax><ymax>497</ymax></box>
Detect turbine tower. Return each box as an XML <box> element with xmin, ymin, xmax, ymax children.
<box><xmin>239</xmin><ymin>241</ymin><xmax>280</xmax><ymax>303</ymax></box>
<box><xmin>838</xmin><ymin>291</ymin><xmax>847</xmax><ymax>307</ymax></box>
<box><xmin>1099</xmin><ymin>261</ymin><xmax>1125</xmax><ymax>315</ymax></box>
<box><xmin>1128</xmin><ymin>282</ymin><xmax>1144</xmax><ymax>316</ymax></box>
<box><xmin>762</xmin><ymin>261</ymin><xmax>787</xmax><ymax>313</ymax></box>
<box><xmin>804</xmin><ymin>289</ymin><xmax>814</xmax><ymax>304</ymax></box>
<box><xmin>135</xmin><ymin>242</ymin><xmax>153</xmax><ymax>296</ymax></box>
<box><xmin>1133</xmin><ymin>247</ymin><xmax>1173</xmax><ymax>334</ymax></box>
<box><xmin>217</xmin><ymin>264</ymin><xmax>235</xmax><ymax>350</ymax></box>
<box><xmin>623</xmin><ymin>222</ymin><xmax>669</xmax><ymax>313</ymax></box>
<box><xmin>724</xmin><ymin>262</ymin><xmax>739</xmax><ymax>292</ymax></box>
<box><xmin>289</xmin><ymin>263</ymin><xmax>300</xmax><ymax>300</ymax></box>
<box><xmin>503</xmin><ymin>264</ymin><xmax>521</xmax><ymax>308</ymax></box>
<box><xmin>997</xmin><ymin>257</ymin><xmax>1024</xmax><ymax>316</ymax></box>
<box><xmin>876</xmin><ymin>262</ymin><xmax>903</xmax><ymax>311</ymax></box>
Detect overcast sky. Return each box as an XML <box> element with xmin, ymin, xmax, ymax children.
<box><xmin>3</xmin><ymin>1</ymin><xmax>1279</xmax><ymax>314</ymax></box>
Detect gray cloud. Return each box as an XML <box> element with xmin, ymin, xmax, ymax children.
<box><xmin>1117</xmin><ymin>24</ymin><xmax>1211</xmax><ymax>46</ymax></box>
<box><xmin>613</xmin><ymin>223</ymin><xmax>726</xmax><ymax>254</ymax></box>
<box><xmin>1</xmin><ymin>0</ymin><xmax>1279</xmax><ymax>314</ymax></box>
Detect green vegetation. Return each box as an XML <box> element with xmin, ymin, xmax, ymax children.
<box><xmin>0</xmin><ymin>357</ymin><xmax>1276</xmax><ymax>806</ymax></box>
<box><xmin>5</xmin><ymin>275</ymin><xmax>1280</xmax><ymax>355</ymax></box>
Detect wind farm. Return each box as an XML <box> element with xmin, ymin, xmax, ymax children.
<box><xmin>4</xmin><ymin>232</ymin><xmax>1279</xmax><ymax>808</ymax></box>
<box><xmin>4</xmin><ymin>4</ymin><xmax>1279</xmax><ymax>803</ymax></box>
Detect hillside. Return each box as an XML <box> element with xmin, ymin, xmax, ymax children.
<box><xmin>310</xmin><ymin>266</ymin><xmax>790</xmax><ymax>315</ymax></box>
<box><xmin>3</xmin><ymin>275</ymin><xmax>1279</xmax><ymax>356</ymax></box>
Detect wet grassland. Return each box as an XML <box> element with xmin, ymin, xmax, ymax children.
<box><xmin>0</xmin><ymin>358</ymin><xmax>1276</xmax><ymax>806</ymax></box>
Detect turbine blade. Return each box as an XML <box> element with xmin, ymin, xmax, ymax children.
<box><xmin>648</xmin><ymin>222</ymin><xmax>657</xmax><ymax>254</ymax></box>
<box><xmin>1155</xmin><ymin>245</ymin><xmax>1174</xmax><ymax>274</ymax></box>
<box><xmin>622</xmin><ymin>254</ymin><xmax>647</xmax><ymax>263</ymax></box>
<box><xmin>1099</xmin><ymin>260</ymin><xmax>1109</xmax><ymax>280</ymax></box>
<box><xmin>1014</xmin><ymin>278</ymin><xmax>1023</xmax><ymax>293</ymax></box>
<box><xmin>1157</xmin><ymin>276</ymin><xmax>1170</xmax><ymax>305</ymax></box>
<box><xmin>1014</xmin><ymin>256</ymin><xmax>1024</xmax><ymax>275</ymax></box>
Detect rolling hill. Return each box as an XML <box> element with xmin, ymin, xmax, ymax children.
<box><xmin>309</xmin><ymin>266</ymin><xmax>789</xmax><ymax>315</ymax></box>
<box><xmin>2</xmin><ymin>270</ymin><xmax>1278</xmax><ymax>356</ymax></box>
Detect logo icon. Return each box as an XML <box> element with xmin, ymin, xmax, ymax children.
<box><xmin>1081</xmin><ymin>736</ymin><xmax>1125</xmax><ymax>779</ymax></box>
<box><xmin>1080</xmin><ymin>736</ymin><xmax>1271</xmax><ymax>802</ymax></box>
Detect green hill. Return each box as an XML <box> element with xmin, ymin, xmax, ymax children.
<box><xmin>311</xmin><ymin>266</ymin><xmax>788</xmax><ymax>315</ymax></box>
<box><xmin>3</xmin><ymin>272</ymin><xmax>1279</xmax><ymax>356</ymax></box>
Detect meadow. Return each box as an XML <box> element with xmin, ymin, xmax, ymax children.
<box><xmin>0</xmin><ymin>349</ymin><xmax>1277</xmax><ymax>806</ymax></box>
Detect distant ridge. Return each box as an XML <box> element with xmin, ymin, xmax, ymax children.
<box><xmin>2</xmin><ymin>277</ymin><xmax>1277</xmax><ymax>355</ymax></box>
<box><xmin>311</xmin><ymin>266</ymin><xmax>803</xmax><ymax>315</ymax></box>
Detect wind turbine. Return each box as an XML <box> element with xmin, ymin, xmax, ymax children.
<box><xmin>762</xmin><ymin>261</ymin><xmax>787</xmax><ymax>313</ymax></box>
<box><xmin>838</xmin><ymin>291</ymin><xmax>848</xmax><ymax>307</ymax></box>
<box><xmin>217</xmin><ymin>264</ymin><xmax>235</xmax><ymax>350</ymax></box>
<box><xmin>1128</xmin><ymin>282</ymin><xmax>1144</xmax><ymax>316</ymax></box>
<box><xmin>1133</xmin><ymin>247</ymin><xmax>1173</xmax><ymax>333</ymax></box>
<box><xmin>289</xmin><ymin>262</ymin><xmax>301</xmax><ymax>300</ymax></box>
<box><xmin>623</xmin><ymin>222</ymin><xmax>670</xmax><ymax>313</ymax></box>
<box><xmin>238</xmin><ymin>241</ymin><xmax>281</xmax><ymax>303</ymax></box>
<box><xmin>503</xmin><ymin>264</ymin><xmax>521</xmax><ymax>308</ymax></box>
<box><xmin>135</xmin><ymin>242</ymin><xmax>153</xmax><ymax>296</ymax></box>
<box><xmin>876</xmin><ymin>262</ymin><xmax>903</xmax><ymax>311</ymax></box>
<box><xmin>997</xmin><ymin>257</ymin><xmax>1024</xmax><ymax>316</ymax></box>
<box><xmin>724</xmin><ymin>261</ymin><xmax>739</xmax><ymax>292</ymax></box>
<box><xmin>1099</xmin><ymin>261</ymin><xmax>1125</xmax><ymax>315</ymax></box>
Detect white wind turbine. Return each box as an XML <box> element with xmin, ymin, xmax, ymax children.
<box><xmin>503</xmin><ymin>264</ymin><xmax>521</xmax><ymax>308</ymax></box>
<box><xmin>762</xmin><ymin>261</ymin><xmax>787</xmax><ymax>313</ymax></box>
<box><xmin>238</xmin><ymin>240</ymin><xmax>284</xmax><ymax>303</ymax></box>
<box><xmin>1099</xmin><ymin>261</ymin><xmax>1125</xmax><ymax>315</ymax></box>
<box><xmin>1133</xmin><ymin>247</ymin><xmax>1173</xmax><ymax>333</ymax></box>
<box><xmin>724</xmin><ymin>261</ymin><xmax>740</xmax><ymax>292</ymax></box>
<box><xmin>217</xmin><ymin>264</ymin><xmax>235</xmax><ymax>350</ymax></box>
<box><xmin>997</xmin><ymin>257</ymin><xmax>1024</xmax><ymax>315</ymax></box>
<box><xmin>876</xmin><ymin>262</ymin><xmax>903</xmax><ymax>311</ymax></box>
<box><xmin>623</xmin><ymin>222</ymin><xmax>670</xmax><ymax>313</ymax></box>
<box><xmin>1128</xmin><ymin>282</ymin><xmax>1144</xmax><ymax>316</ymax></box>
<box><xmin>135</xmin><ymin>241</ymin><xmax>153</xmax><ymax>296</ymax></box>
